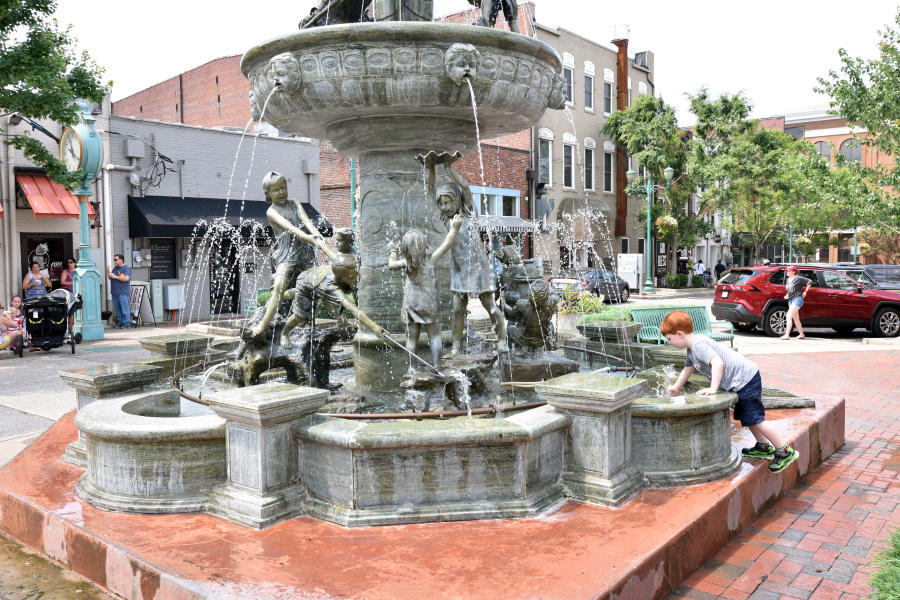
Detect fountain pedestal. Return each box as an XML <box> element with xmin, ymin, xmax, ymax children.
<box><xmin>206</xmin><ymin>382</ymin><xmax>329</xmax><ymax>529</ymax></box>
<box><xmin>59</xmin><ymin>362</ymin><xmax>164</xmax><ymax>467</ymax></box>
<box><xmin>536</xmin><ymin>372</ymin><xmax>647</xmax><ymax>507</ymax></box>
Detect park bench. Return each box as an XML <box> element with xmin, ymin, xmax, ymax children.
<box><xmin>630</xmin><ymin>306</ymin><xmax>734</xmax><ymax>347</ymax></box>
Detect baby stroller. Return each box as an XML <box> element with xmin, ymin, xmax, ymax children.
<box><xmin>22</xmin><ymin>290</ymin><xmax>83</xmax><ymax>354</ymax></box>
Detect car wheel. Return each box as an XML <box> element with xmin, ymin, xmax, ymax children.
<box><xmin>734</xmin><ymin>322</ymin><xmax>756</xmax><ymax>332</ymax></box>
<box><xmin>619</xmin><ymin>287</ymin><xmax>630</xmax><ymax>302</ymax></box>
<box><xmin>762</xmin><ymin>306</ymin><xmax>788</xmax><ymax>337</ymax></box>
<box><xmin>831</xmin><ymin>326</ymin><xmax>856</xmax><ymax>335</ymax></box>
<box><xmin>873</xmin><ymin>307</ymin><xmax>900</xmax><ymax>337</ymax></box>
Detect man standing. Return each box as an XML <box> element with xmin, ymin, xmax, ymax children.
<box><xmin>693</xmin><ymin>259</ymin><xmax>706</xmax><ymax>278</ymax></box>
<box><xmin>714</xmin><ymin>260</ymin><xmax>726</xmax><ymax>281</ymax></box>
<box><xmin>106</xmin><ymin>254</ymin><xmax>132</xmax><ymax>328</ymax></box>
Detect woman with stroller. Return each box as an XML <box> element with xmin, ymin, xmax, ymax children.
<box><xmin>23</xmin><ymin>262</ymin><xmax>50</xmax><ymax>301</ymax></box>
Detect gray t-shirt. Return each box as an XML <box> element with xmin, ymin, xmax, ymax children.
<box><xmin>685</xmin><ymin>336</ymin><xmax>759</xmax><ymax>392</ymax></box>
<box><xmin>785</xmin><ymin>275</ymin><xmax>811</xmax><ymax>299</ymax></box>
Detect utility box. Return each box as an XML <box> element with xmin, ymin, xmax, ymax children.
<box><xmin>150</xmin><ymin>280</ymin><xmax>164</xmax><ymax>322</ymax></box>
<box><xmin>163</xmin><ymin>284</ymin><xmax>185</xmax><ymax>310</ymax></box>
<box><xmin>617</xmin><ymin>254</ymin><xmax>644</xmax><ymax>291</ymax></box>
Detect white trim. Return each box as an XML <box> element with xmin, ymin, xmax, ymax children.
<box><xmin>603</xmin><ymin>151</ymin><xmax>614</xmax><ymax>193</ymax></box>
<box><xmin>539</xmin><ymin>137</ymin><xmax>553</xmax><ymax>187</ymax></box>
<box><xmin>584</xmin><ymin>74</ymin><xmax>594</xmax><ymax>111</ymax></box>
<box><xmin>562</xmin><ymin>52</ymin><xmax>575</xmax><ymax>68</ymax></box>
<box><xmin>638</xmin><ymin>81</ymin><xmax>648</xmax><ymax>96</ymax></box>
<box><xmin>538</xmin><ymin>127</ymin><xmax>554</xmax><ymax>140</ymax></box>
<box><xmin>804</xmin><ymin>126</ymin><xmax>867</xmax><ymax>138</ymax></box>
<box><xmin>603</xmin><ymin>140</ymin><xmax>615</xmax><ymax>152</ymax></box>
<box><xmin>584</xmin><ymin>137</ymin><xmax>597</xmax><ymax>150</ymax></box>
<box><xmin>603</xmin><ymin>80</ymin><xmax>613</xmax><ymax>115</ymax></box>
<box><xmin>470</xmin><ymin>186</ymin><xmax>521</xmax><ymax>218</ymax></box>
<box><xmin>584</xmin><ymin>61</ymin><xmax>595</xmax><ymax>76</ymax></box>
<box><xmin>562</xmin><ymin>132</ymin><xmax>577</xmax><ymax>145</ymax></box>
<box><xmin>603</xmin><ymin>68</ymin><xmax>615</xmax><ymax>83</ymax></box>
<box><xmin>628</xmin><ymin>76</ymin><xmax>632</xmax><ymax>88</ymax></box>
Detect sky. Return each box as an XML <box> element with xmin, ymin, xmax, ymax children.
<box><xmin>53</xmin><ymin>0</ymin><xmax>897</xmax><ymax>125</ymax></box>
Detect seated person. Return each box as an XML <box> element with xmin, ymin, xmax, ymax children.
<box><xmin>4</xmin><ymin>296</ymin><xmax>23</xmax><ymax>351</ymax></box>
<box><xmin>0</xmin><ymin>309</ymin><xmax>23</xmax><ymax>351</ymax></box>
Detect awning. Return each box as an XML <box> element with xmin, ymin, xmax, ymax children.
<box><xmin>477</xmin><ymin>215</ymin><xmax>538</xmax><ymax>233</ymax></box>
<box><xmin>15</xmin><ymin>173</ymin><xmax>95</xmax><ymax>219</ymax></box>
<box><xmin>128</xmin><ymin>195</ymin><xmax>332</xmax><ymax>238</ymax></box>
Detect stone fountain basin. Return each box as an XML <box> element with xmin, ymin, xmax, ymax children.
<box><xmin>294</xmin><ymin>405</ymin><xmax>570</xmax><ymax>527</ymax></box>
<box><xmin>241</xmin><ymin>23</ymin><xmax>562</xmax><ymax>153</ymax></box>
<box><xmin>74</xmin><ymin>390</ymin><xmax>226</xmax><ymax>514</ymax></box>
<box><xmin>631</xmin><ymin>391</ymin><xmax>742</xmax><ymax>486</ymax></box>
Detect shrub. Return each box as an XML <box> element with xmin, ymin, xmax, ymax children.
<box><xmin>557</xmin><ymin>289</ymin><xmax>606</xmax><ymax>314</ymax></box>
<box><xmin>257</xmin><ymin>290</ymin><xmax>271</xmax><ymax>306</ymax></box>
<box><xmin>870</xmin><ymin>527</ymin><xmax>900</xmax><ymax>600</ymax></box>
<box><xmin>665</xmin><ymin>273</ymin><xmax>688</xmax><ymax>288</ymax></box>
<box><xmin>691</xmin><ymin>274</ymin><xmax>704</xmax><ymax>288</ymax></box>
<box><xmin>578</xmin><ymin>306</ymin><xmax>634</xmax><ymax>324</ymax></box>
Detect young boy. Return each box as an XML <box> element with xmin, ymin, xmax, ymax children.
<box><xmin>660</xmin><ymin>310</ymin><xmax>799</xmax><ymax>473</ymax></box>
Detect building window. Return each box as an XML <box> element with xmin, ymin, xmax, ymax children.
<box><xmin>627</xmin><ymin>77</ymin><xmax>632</xmax><ymax>106</ymax></box>
<box><xmin>563</xmin><ymin>144</ymin><xmax>574</xmax><ymax>188</ymax></box>
<box><xmin>604</xmin><ymin>152</ymin><xmax>613</xmax><ymax>193</ymax></box>
<box><xmin>564</xmin><ymin>67</ymin><xmax>573</xmax><ymax>104</ymax></box>
<box><xmin>584</xmin><ymin>148</ymin><xmax>594</xmax><ymax>191</ymax></box>
<box><xmin>603</xmin><ymin>82</ymin><xmax>612</xmax><ymax>114</ymax></box>
<box><xmin>638</xmin><ymin>238</ymin><xmax>645</xmax><ymax>255</ymax></box>
<box><xmin>539</xmin><ymin>138</ymin><xmax>552</xmax><ymax>186</ymax></box>
<box><xmin>584</xmin><ymin>75</ymin><xmax>594</xmax><ymax>110</ymax></box>
<box><xmin>814</xmin><ymin>141</ymin><xmax>831</xmax><ymax>161</ymax></box>
<box><xmin>621</xmin><ymin>238</ymin><xmax>629</xmax><ymax>254</ymax></box>
<box><xmin>840</xmin><ymin>139</ymin><xmax>862</xmax><ymax>163</ymax></box>
<box><xmin>471</xmin><ymin>186</ymin><xmax>521</xmax><ymax>218</ymax></box>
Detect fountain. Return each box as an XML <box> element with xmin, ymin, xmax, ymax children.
<box><xmin>63</xmin><ymin>2</ymin><xmax>763</xmax><ymax>530</ymax></box>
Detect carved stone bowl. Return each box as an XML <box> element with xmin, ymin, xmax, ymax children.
<box><xmin>242</xmin><ymin>23</ymin><xmax>563</xmax><ymax>154</ymax></box>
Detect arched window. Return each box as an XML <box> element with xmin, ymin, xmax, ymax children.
<box><xmin>814</xmin><ymin>141</ymin><xmax>831</xmax><ymax>162</ymax></box>
<box><xmin>839</xmin><ymin>139</ymin><xmax>861</xmax><ymax>163</ymax></box>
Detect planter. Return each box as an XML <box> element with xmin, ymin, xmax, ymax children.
<box><xmin>555</xmin><ymin>313</ymin><xmax>583</xmax><ymax>337</ymax></box>
<box><xmin>577</xmin><ymin>321</ymin><xmax>643</xmax><ymax>343</ymax></box>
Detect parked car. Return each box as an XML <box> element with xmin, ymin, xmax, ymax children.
<box><xmin>549</xmin><ymin>270</ymin><xmax>630</xmax><ymax>303</ymax></box>
<box><xmin>711</xmin><ymin>264</ymin><xmax>900</xmax><ymax>337</ymax></box>
<box><xmin>831</xmin><ymin>263</ymin><xmax>900</xmax><ymax>290</ymax></box>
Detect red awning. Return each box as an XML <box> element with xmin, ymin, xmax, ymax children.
<box><xmin>15</xmin><ymin>173</ymin><xmax>95</xmax><ymax>219</ymax></box>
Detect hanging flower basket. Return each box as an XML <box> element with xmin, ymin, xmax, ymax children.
<box><xmin>857</xmin><ymin>242</ymin><xmax>871</xmax><ymax>255</ymax></box>
<box><xmin>655</xmin><ymin>215</ymin><xmax>678</xmax><ymax>232</ymax></box>
<box><xmin>794</xmin><ymin>235</ymin><xmax>812</xmax><ymax>246</ymax></box>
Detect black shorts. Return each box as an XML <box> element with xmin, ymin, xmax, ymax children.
<box><xmin>732</xmin><ymin>371</ymin><xmax>765</xmax><ymax>427</ymax></box>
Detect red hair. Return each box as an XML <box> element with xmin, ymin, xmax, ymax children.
<box><xmin>660</xmin><ymin>310</ymin><xmax>694</xmax><ymax>335</ymax></box>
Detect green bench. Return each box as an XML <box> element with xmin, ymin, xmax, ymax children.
<box><xmin>630</xmin><ymin>306</ymin><xmax>735</xmax><ymax>347</ymax></box>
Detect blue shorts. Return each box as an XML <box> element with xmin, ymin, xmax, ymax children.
<box><xmin>789</xmin><ymin>297</ymin><xmax>804</xmax><ymax>308</ymax></box>
<box><xmin>732</xmin><ymin>371</ymin><xmax>765</xmax><ymax>427</ymax></box>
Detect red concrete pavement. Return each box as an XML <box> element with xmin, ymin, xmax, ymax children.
<box><xmin>668</xmin><ymin>349</ymin><xmax>900</xmax><ymax>600</ymax></box>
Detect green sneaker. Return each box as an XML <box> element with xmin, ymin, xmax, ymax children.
<box><xmin>769</xmin><ymin>447</ymin><xmax>799</xmax><ymax>473</ymax></box>
<box><xmin>742</xmin><ymin>442</ymin><xmax>775</xmax><ymax>459</ymax></box>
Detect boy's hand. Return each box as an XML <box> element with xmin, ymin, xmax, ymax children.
<box><xmin>696</xmin><ymin>386</ymin><xmax>718</xmax><ymax>396</ymax></box>
<box><xmin>667</xmin><ymin>384</ymin><xmax>682</xmax><ymax>396</ymax></box>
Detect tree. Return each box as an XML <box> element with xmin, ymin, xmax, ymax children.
<box><xmin>816</xmin><ymin>7</ymin><xmax>900</xmax><ymax>251</ymax></box>
<box><xmin>1</xmin><ymin>0</ymin><xmax>109</xmax><ymax>189</ymax></box>
<box><xmin>602</xmin><ymin>95</ymin><xmax>705</xmax><ymax>274</ymax></box>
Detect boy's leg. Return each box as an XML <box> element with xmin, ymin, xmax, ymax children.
<box><xmin>426</xmin><ymin>322</ymin><xmax>442</xmax><ymax>368</ymax></box>
<box><xmin>449</xmin><ymin>292</ymin><xmax>466</xmax><ymax>356</ymax></box>
<box><xmin>406</xmin><ymin>323</ymin><xmax>420</xmax><ymax>373</ymax></box>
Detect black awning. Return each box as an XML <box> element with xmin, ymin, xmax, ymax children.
<box><xmin>128</xmin><ymin>195</ymin><xmax>332</xmax><ymax>238</ymax></box>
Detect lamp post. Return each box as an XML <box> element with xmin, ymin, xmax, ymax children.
<box><xmin>627</xmin><ymin>166</ymin><xmax>674</xmax><ymax>293</ymax></box>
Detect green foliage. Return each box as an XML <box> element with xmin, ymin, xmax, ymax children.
<box><xmin>557</xmin><ymin>288</ymin><xmax>606</xmax><ymax>315</ymax></box>
<box><xmin>815</xmin><ymin>8</ymin><xmax>900</xmax><ymax>234</ymax></box>
<box><xmin>663</xmin><ymin>273</ymin><xmax>686</xmax><ymax>288</ymax></box>
<box><xmin>256</xmin><ymin>290</ymin><xmax>271</xmax><ymax>306</ymax></box>
<box><xmin>578</xmin><ymin>306</ymin><xmax>633</xmax><ymax>324</ymax></box>
<box><xmin>870</xmin><ymin>527</ymin><xmax>900</xmax><ymax>600</ymax></box>
<box><xmin>1</xmin><ymin>0</ymin><xmax>110</xmax><ymax>189</ymax></box>
<box><xmin>692</xmin><ymin>274</ymin><xmax>704</xmax><ymax>288</ymax></box>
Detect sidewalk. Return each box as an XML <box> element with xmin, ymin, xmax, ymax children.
<box><xmin>669</xmin><ymin>349</ymin><xmax>900</xmax><ymax>600</ymax></box>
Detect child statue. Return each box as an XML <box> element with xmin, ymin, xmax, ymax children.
<box><xmin>466</xmin><ymin>0</ymin><xmax>519</xmax><ymax>33</ymax></box>
<box><xmin>419</xmin><ymin>151</ymin><xmax>508</xmax><ymax>356</ymax></box>
<box><xmin>387</xmin><ymin>217</ymin><xmax>463</xmax><ymax>372</ymax></box>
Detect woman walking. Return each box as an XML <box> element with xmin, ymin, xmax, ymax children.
<box><xmin>780</xmin><ymin>266</ymin><xmax>812</xmax><ymax>340</ymax></box>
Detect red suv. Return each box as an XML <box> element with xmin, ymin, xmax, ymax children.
<box><xmin>712</xmin><ymin>265</ymin><xmax>900</xmax><ymax>337</ymax></box>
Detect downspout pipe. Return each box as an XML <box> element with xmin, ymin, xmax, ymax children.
<box><xmin>1</xmin><ymin>117</ymin><xmax>14</xmax><ymax>301</ymax></box>
<box><xmin>102</xmin><ymin>158</ymin><xmax>138</xmax><ymax>301</ymax></box>
<box><xmin>612</xmin><ymin>31</ymin><xmax>629</xmax><ymax>239</ymax></box>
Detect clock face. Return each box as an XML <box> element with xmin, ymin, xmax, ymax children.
<box><xmin>60</xmin><ymin>128</ymin><xmax>83</xmax><ymax>171</ymax></box>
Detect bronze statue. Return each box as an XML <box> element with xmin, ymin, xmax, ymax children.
<box><xmin>420</xmin><ymin>151</ymin><xmax>507</xmax><ymax>356</ymax></box>
<box><xmin>300</xmin><ymin>0</ymin><xmax>373</xmax><ymax>28</ymax></box>
<box><xmin>388</xmin><ymin>217</ymin><xmax>463</xmax><ymax>373</ymax></box>
<box><xmin>495</xmin><ymin>245</ymin><xmax>558</xmax><ymax>352</ymax></box>
<box><xmin>467</xmin><ymin>0</ymin><xmax>519</xmax><ymax>33</ymax></box>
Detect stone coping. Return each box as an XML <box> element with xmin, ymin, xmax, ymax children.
<box><xmin>632</xmin><ymin>392</ymin><xmax>736</xmax><ymax>418</ymax></box>
<box><xmin>297</xmin><ymin>408</ymin><xmax>569</xmax><ymax>449</ymax></box>
<box><xmin>58</xmin><ymin>362</ymin><xmax>163</xmax><ymax>392</ymax></box>
<box><xmin>206</xmin><ymin>382</ymin><xmax>329</xmax><ymax>425</ymax></box>
<box><xmin>535</xmin><ymin>371</ymin><xmax>647</xmax><ymax>403</ymax></box>
<box><xmin>138</xmin><ymin>334</ymin><xmax>213</xmax><ymax>357</ymax></box>
<box><xmin>75</xmin><ymin>391</ymin><xmax>224</xmax><ymax>442</ymax></box>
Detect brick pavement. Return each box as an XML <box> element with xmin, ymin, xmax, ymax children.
<box><xmin>668</xmin><ymin>350</ymin><xmax>899</xmax><ymax>600</ymax></box>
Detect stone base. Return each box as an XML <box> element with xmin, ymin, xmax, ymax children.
<box><xmin>563</xmin><ymin>466</ymin><xmax>645</xmax><ymax>507</ymax></box>
<box><xmin>61</xmin><ymin>440</ymin><xmax>86</xmax><ymax>468</ymax></box>
<box><xmin>641</xmin><ymin>446</ymin><xmax>743</xmax><ymax>487</ymax></box>
<box><xmin>499</xmin><ymin>353</ymin><xmax>579</xmax><ymax>382</ymax></box>
<box><xmin>207</xmin><ymin>483</ymin><xmax>305</xmax><ymax>529</ymax></box>
<box><xmin>302</xmin><ymin>481</ymin><xmax>566</xmax><ymax>528</ymax></box>
<box><xmin>75</xmin><ymin>476</ymin><xmax>208</xmax><ymax>514</ymax></box>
